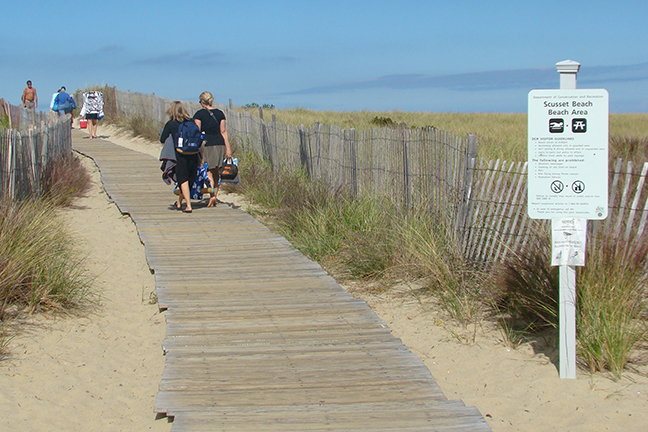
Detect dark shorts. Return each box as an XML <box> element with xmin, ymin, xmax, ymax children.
<box><xmin>86</xmin><ymin>113</ymin><xmax>99</xmax><ymax>120</ymax></box>
<box><xmin>174</xmin><ymin>152</ymin><xmax>200</xmax><ymax>185</ymax></box>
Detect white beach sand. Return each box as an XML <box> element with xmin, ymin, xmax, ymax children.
<box><xmin>0</xmin><ymin>123</ymin><xmax>646</xmax><ymax>431</ymax></box>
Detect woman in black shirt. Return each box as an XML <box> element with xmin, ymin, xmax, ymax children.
<box><xmin>193</xmin><ymin>91</ymin><xmax>232</xmax><ymax>207</ymax></box>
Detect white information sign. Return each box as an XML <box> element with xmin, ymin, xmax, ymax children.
<box><xmin>551</xmin><ymin>218</ymin><xmax>587</xmax><ymax>266</ymax></box>
<box><xmin>528</xmin><ymin>89</ymin><xmax>609</xmax><ymax>220</ymax></box>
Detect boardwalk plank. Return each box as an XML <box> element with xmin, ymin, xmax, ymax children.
<box><xmin>73</xmin><ymin>132</ymin><xmax>491</xmax><ymax>431</ymax></box>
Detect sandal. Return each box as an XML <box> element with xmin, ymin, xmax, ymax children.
<box><xmin>183</xmin><ymin>208</ymin><xmax>193</xmax><ymax>213</ymax></box>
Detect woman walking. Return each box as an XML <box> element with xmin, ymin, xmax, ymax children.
<box><xmin>160</xmin><ymin>101</ymin><xmax>199</xmax><ymax>213</ymax></box>
<box><xmin>193</xmin><ymin>91</ymin><xmax>232</xmax><ymax>207</ymax></box>
<box><xmin>81</xmin><ymin>90</ymin><xmax>104</xmax><ymax>138</ymax></box>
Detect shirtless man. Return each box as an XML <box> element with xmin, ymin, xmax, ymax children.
<box><xmin>22</xmin><ymin>80</ymin><xmax>38</xmax><ymax>109</ymax></box>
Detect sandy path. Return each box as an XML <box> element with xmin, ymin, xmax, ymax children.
<box><xmin>0</xmin><ymin>127</ymin><xmax>171</xmax><ymax>431</ymax></box>
<box><xmin>0</xmin><ymin>123</ymin><xmax>646</xmax><ymax>431</ymax></box>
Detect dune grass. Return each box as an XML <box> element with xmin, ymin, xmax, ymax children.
<box><xmin>112</xmin><ymin>113</ymin><xmax>164</xmax><ymax>142</ymax></box>
<box><xmin>241</xmin><ymin>153</ymin><xmax>647</xmax><ymax>375</ymax></box>
<box><xmin>231</xmin><ymin>126</ymin><xmax>647</xmax><ymax>376</ymax></box>
<box><xmin>237</xmin><ymin>108</ymin><xmax>648</xmax><ymax>162</ymax></box>
<box><xmin>234</xmin><ymin>151</ymin><xmax>485</xmax><ymax>327</ymax></box>
<box><xmin>131</xmin><ymin>104</ymin><xmax>647</xmax><ymax>377</ymax></box>
<box><xmin>577</xmin><ymin>234</ymin><xmax>648</xmax><ymax>379</ymax></box>
<box><xmin>489</xmin><ymin>227</ymin><xmax>648</xmax><ymax>379</ymax></box>
<box><xmin>0</xmin><ymin>151</ymin><xmax>94</xmax><ymax>358</ymax></box>
<box><xmin>42</xmin><ymin>153</ymin><xmax>93</xmax><ymax>206</ymax></box>
<box><xmin>0</xmin><ymin>199</ymin><xmax>93</xmax><ymax>315</ymax></box>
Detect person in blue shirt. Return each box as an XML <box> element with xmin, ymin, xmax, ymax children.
<box><xmin>56</xmin><ymin>86</ymin><xmax>76</xmax><ymax>128</ymax></box>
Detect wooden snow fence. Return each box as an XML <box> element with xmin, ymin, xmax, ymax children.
<box><xmin>107</xmin><ymin>89</ymin><xmax>648</xmax><ymax>269</ymax></box>
<box><xmin>462</xmin><ymin>158</ymin><xmax>648</xmax><ymax>266</ymax></box>
<box><xmin>0</xmin><ymin>109</ymin><xmax>72</xmax><ymax>201</ymax></box>
<box><xmin>72</xmin><ymin>131</ymin><xmax>491</xmax><ymax>431</ymax></box>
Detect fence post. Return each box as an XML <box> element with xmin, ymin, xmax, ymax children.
<box><xmin>8</xmin><ymin>130</ymin><xmax>16</xmax><ymax>200</ymax></box>
<box><xmin>403</xmin><ymin>129</ymin><xmax>411</xmax><ymax>209</ymax></box>
<box><xmin>350</xmin><ymin>128</ymin><xmax>357</xmax><ymax>197</ymax></box>
<box><xmin>314</xmin><ymin>122</ymin><xmax>321</xmax><ymax>180</ymax></box>
<box><xmin>259</xmin><ymin>107</ymin><xmax>269</xmax><ymax>163</ymax></box>
<box><xmin>455</xmin><ymin>134</ymin><xmax>479</xmax><ymax>244</ymax></box>
<box><xmin>299</xmin><ymin>124</ymin><xmax>310</xmax><ymax>176</ymax></box>
<box><xmin>272</xmin><ymin>114</ymin><xmax>277</xmax><ymax>168</ymax></box>
<box><xmin>244</xmin><ymin>109</ymin><xmax>250</xmax><ymax>151</ymax></box>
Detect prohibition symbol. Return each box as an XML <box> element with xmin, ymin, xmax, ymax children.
<box><xmin>572</xmin><ymin>180</ymin><xmax>585</xmax><ymax>194</ymax></box>
<box><xmin>551</xmin><ymin>180</ymin><xmax>564</xmax><ymax>193</ymax></box>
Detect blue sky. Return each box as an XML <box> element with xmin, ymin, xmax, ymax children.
<box><xmin>2</xmin><ymin>0</ymin><xmax>646</xmax><ymax>113</ymax></box>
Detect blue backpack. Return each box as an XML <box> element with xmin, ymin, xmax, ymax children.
<box><xmin>175</xmin><ymin>120</ymin><xmax>203</xmax><ymax>154</ymax></box>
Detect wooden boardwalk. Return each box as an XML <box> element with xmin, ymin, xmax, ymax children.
<box><xmin>73</xmin><ymin>132</ymin><xmax>491</xmax><ymax>431</ymax></box>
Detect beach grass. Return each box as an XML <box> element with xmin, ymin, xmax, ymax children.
<box><xmin>0</xmin><ymin>199</ymin><xmax>93</xmax><ymax>315</ymax></box>
<box><xmin>42</xmin><ymin>152</ymin><xmax>93</xmax><ymax>206</ymax></box>
<box><xmin>489</xmin><ymin>227</ymin><xmax>648</xmax><ymax>378</ymax></box>
<box><xmin>577</xmin><ymin>233</ymin><xmax>648</xmax><ymax>379</ymax></box>
<box><xmin>112</xmin><ymin>113</ymin><xmax>164</xmax><ymax>143</ymax></box>
<box><xmin>0</xmin><ymin>152</ymin><xmax>94</xmax><ymax>356</ymax></box>
<box><xmin>132</xmin><ymin>106</ymin><xmax>647</xmax><ymax>377</ymax></box>
<box><xmin>234</xmin><ymin>151</ymin><xmax>485</xmax><ymax>326</ymax></box>
<box><xmin>236</xmin><ymin>108</ymin><xmax>648</xmax><ymax>162</ymax></box>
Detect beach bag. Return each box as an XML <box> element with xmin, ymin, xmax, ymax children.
<box><xmin>174</xmin><ymin>120</ymin><xmax>203</xmax><ymax>154</ymax></box>
<box><xmin>190</xmin><ymin>162</ymin><xmax>210</xmax><ymax>199</ymax></box>
<box><xmin>52</xmin><ymin>97</ymin><xmax>59</xmax><ymax>112</ymax></box>
<box><xmin>220</xmin><ymin>157</ymin><xmax>239</xmax><ymax>181</ymax></box>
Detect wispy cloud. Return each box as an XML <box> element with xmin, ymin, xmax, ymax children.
<box><xmin>133</xmin><ymin>50</ymin><xmax>228</xmax><ymax>68</ymax></box>
<box><xmin>289</xmin><ymin>62</ymin><xmax>648</xmax><ymax>95</ymax></box>
<box><xmin>581</xmin><ymin>62</ymin><xmax>648</xmax><ymax>86</ymax></box>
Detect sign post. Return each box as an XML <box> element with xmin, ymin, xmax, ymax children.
<box><xmin>528</xmin><ymin>60</ymin><xmax>609</xmax><ymax>379</ymax></box>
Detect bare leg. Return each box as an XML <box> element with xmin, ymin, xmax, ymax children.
<box><xmin>91</xmin><ymin>119</ymin><xmax>98</xmax><ymax>138</ymax></box>
<box><xmin>206</xmin><ymin>168</ymin><xmax>219</xmax><ymax>207</ymax></box>
<box><xmin>179</xmin><ymin>181</ymin><xmax>192</xmax><ymax>212</ymax></box>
